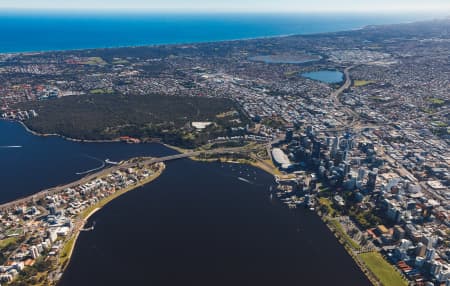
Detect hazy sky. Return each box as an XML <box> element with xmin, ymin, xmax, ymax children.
<box><xmin>2</xmin><ymin>0</ymin><xmax>450</xmax><ymax>12</ymax></box>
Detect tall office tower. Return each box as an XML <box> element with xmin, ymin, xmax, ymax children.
<box><xmin>331</xmin><ymin>136</ymin><xmax>339</xmax><ymax>158</ymax></box>
<box><xmin>285</xmin><ymin>128</ymin><xmax>293</xmax><ymax>142</ymax></box>
<box><xmin>357</xmin><ymin>168</ymin><xmax>366</xmax><ymax>181</ymax></box>
<box><xmin>312</xmin><ymin>140</ymin><xmax>321</xmax><ymax>159</ymax></box>
<box><xmin>367</xmin><ymin>169</ymin><xmax>378</xmax><ymax>191</ymax></box>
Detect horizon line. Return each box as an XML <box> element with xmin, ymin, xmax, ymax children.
<box><xmin>1</xmin><ymin>7</ymin><xmax>450</xmax><ymax>14</ymax></box>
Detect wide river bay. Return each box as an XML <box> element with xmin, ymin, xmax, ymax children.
<box><xmin>0</xmin><ymin>120</ymin><xmax>370</xmax><ymax>285</ymax></box>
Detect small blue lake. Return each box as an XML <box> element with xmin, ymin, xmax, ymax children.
<box><xmin>301</xmin><ymin>70</ymin><xmax>344</xmax><ymax>83</ymax></box>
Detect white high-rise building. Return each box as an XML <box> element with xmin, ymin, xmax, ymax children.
<box><xmin>30</xmin><ymin>246</ymin><xmax>39</xmax><ymax>259</ymax></box>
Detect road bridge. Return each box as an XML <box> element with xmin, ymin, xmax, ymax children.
<box><xmin>0</xmin><ymin>147</ymin><xmax>252</xmax><ymax>212</ymax></box>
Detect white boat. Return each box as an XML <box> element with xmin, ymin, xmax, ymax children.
<box><xmin>105</xmin><ymin>159</ymin><xmax>119</xmax><ymax>165</ymax></box>
<box><xmin>238</xmin><ymin>177</ymin><xmax>252</xmax><ymax>184</ymax></box>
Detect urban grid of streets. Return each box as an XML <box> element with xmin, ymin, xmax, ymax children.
<box><xmin>0</xmin><ymin>19</ymin><xmax>449</xmax><ymax>286</ymax></box>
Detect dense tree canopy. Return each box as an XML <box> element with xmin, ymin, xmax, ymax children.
<box><xmin>18</xmin><ymin>93</ymin><xmax>247</xmax><ymax>148</ymax></box>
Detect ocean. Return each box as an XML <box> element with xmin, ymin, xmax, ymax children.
<box><xmin>0</xmin><ymin>12</ymin><xmax>442</xmax><ymax>53</ymax></box>
<box><xmin>0</xmin><ymin>12</ymin><xmax>442</xmax><ymax>285</ymax></box>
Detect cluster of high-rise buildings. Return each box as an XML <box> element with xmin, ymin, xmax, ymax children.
<box><xmin>273</xmin><ymin>124</ymin><xmax>449</xmax><ymax>285</ymax></box>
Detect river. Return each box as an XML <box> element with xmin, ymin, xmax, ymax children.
<box><xmin>0</xmin><ymin>120</ymin><xmax>370</xmax><ymax>285</ymax></box>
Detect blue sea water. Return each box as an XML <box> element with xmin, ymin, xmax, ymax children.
<box><xmin>0</xmin><ymin>12</ymin><xmax>442</xmax><ymax>53</ymax></box>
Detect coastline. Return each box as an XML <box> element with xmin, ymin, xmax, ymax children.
<box><xmin>3</xmin><ymin>119</ymin><xmax>391</xmax><ymax>286</ymax></box>
<box><xmin>16</xmin><ymin>120</ymin><xmax>121</xmax><ymax>143</ymax></box>
<box><xmin>58</xmin><ymin>163</ymin><xmax>166</xmax><ymax>276</ymax></box>
<box><xmin>0</xmin><ymin>31</ymin><xmax>299</xmax><ymax>56</ymax></box>
<box><xmin>61</xmin><ymin>207</ymin><xmax>100</xmax><ymax>275</ymax></box>
<box><xmin>0</xmin><ymin>13</ymin><xmax>441</xmax><ymax>55</ymax></box>
<box><xmin>0</xmin><ymin>143</ymin><xmax>167</xmax><ymax>286</ymax></box>
<box><xmin>11</xmin><ymin>119</ymin><xmax>282</xmax><ymax>177</ymax></box>
<box><xmin>0</xmin><ymin>16</ymin><xmax>445</xmax><ymax>285</ymax></box>
<box><xmin>162</xmin><ymin>143</ymin><xmax>282</xmax><ymax>177</ymax></box>
<box><xmin>13</xmin><ymin>119</ymin><xmax>159</xmax><ymax>144</ymax></box>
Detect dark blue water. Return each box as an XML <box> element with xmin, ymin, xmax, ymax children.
<box><xmin>0</xmin><ymin>120</ymin><xmax>176</xmax><ymax>203</ymax></box>
<box><xmin>302</xmin><ymin>70</ymin><xmax>344</xmax><ymax>83</ymax></box>
<box><xmin>0</xmin><ymin>119</ymin><xmax>370</xmax><ymax>285</ymax></box>
<box><xmin>0</xmin><ymin>12</ymin><xmax>434</xmax><ymax>284</ymax></box>
<box><xmin>59</xmin><ymin>159</ymin><xmax>370</xmax><ymax>286</ymax></box>
<box><xmin>0</xmin><ymin>12</ymin><xmax>439</xmax><ymax>53</ymax></box>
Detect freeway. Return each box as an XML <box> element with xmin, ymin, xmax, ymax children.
<box><xmin>328</xmin><ymin>65</ymin><xmax>363</xmax><ymax>130</ymax></box>
<box><xmin>331</xmin><ymin>65</ymin><xmax>355</xmax><ymax>107</ymax></box>
<box><xmin>0</xmin><ymin>146</ymin><xmax>253</xmax><ymax>212</ymax></box>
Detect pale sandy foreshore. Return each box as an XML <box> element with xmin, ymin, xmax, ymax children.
<box><xmin>16</xmin><ymin>120</ymin><xmax>121</xmax><ymax>143</ymax></box>
<box><xmin>58</xmin><ymin>164</ymin><xmax>165</xmax><ymax>276</ymax></box>
<box><xmin>17</xmin><ymin>120</ymin><xmax>282</xmax><ymax>177</ymax></box>
<box><xmin>13</xmin><ymin>119</ymin><xmax>163</xmax><ymax>144</ymax></box>
<box><xmin>9</xmin><ymin>120</ymin><xmax>279</xmax><ymax>177</ymax></box>
<box><xmin>63</xmin><ymin>207</ymin><xmax>100</xmax><ymax>272</ymax></box>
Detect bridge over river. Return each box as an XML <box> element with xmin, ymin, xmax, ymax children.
<box><xmin>0</xmin><ymin>147</ymin><xmax>251</xmax><ymax>212</ymax></box>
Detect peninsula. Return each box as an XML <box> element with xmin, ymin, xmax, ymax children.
<box><xmin>1</xmin><ymin>19</ymin><xmax>449</xmax><ymax>286</ymax></box>
<box><xmin>0</xmin><ymin>156</ymin><xmax>165</xmax><ymax>285</ymax></box>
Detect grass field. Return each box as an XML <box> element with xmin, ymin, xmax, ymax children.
<box><xmin>5</xmin><ymin>228</ymin><xmax>22</xmax><ymax>236</ymax></box>
<box><xmin>84</xmin><ymin>57</ymin><xmax>107</xmax><ymax>66</ymax></box>
<box><xmin>354</xmin><ymin>80</ymin><xmax>375</xmax><ymax>87</ymax></box>
<box><xmin>429</xmin><ymin>98</ymin><xmax>445</xmax><ymax>105</ymax></box>
<box><xmin>0</xmin><ymin>236</ymin><xmax>19</xmax><ymax>250</ymax></box>
<box><xmin>250</xmin><ymin>159</ymin><xmax>283</xmax><ymax>176</ymax></box>
<box><xmin>432</xmin><ymin>121</ymin><xmax>448</xmax><ymax>127</ymax></box>
<box><xmin>216</xmin><ymin>110</ymin><xmax>238</xmax><ymax>118</ymax></box>
<box><xmin>89</xmin><ymin>88</ymin><xmax>112</xmax><ymax>94</ymax></box>
<box><xmin>318</xmin><ymin>197</ymin><xmax>336</xmax><ymax>217</ymax></box>
<box><xmin>59</xmin><ymin>235</ymin><xmax>76</xmax><ymax>268</ymax></box>
<box><xmin>329</xmin><ymin>219</ymin><xmax>361</xmax><ymax>250</ymax></box>
<box><xmin>359</xmin><ymin>252</ymin><xmax>408</xmax><ymax>286</ymax></box>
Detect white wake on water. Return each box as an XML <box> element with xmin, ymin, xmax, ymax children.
<box><xmin>0</xmin><ymin>145</ymin><xmax>22</xmax><ymax>148</ymax></box>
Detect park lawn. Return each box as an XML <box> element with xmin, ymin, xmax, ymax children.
<box><xmin>329</xmin><ymin>219</ymin><xmax>361</xmax><ymax>250</ymax></box>
<box><xmin>318</xmin><ymin>197</ymin><xmax>336</xmax><ymax>217</ymax></box>
<box><xmin>432</xmin><ymin>121</ymin><xmax>448</xmax><ymax>127</ymax></box>
<box><xmin>359</xmin><ymin>252</ymin><xmax>408</xmax><ymax>286</ymax></box>
<box><xmin>284</xmin><ymin>70</ymin><xmax>299</xmax><ymax>77</ymax></box>
<box><xmin>216</xmin><ymin>110</ymin><xmax>238</xmax><ymax>118</ymax></box>
<box><xmin>354</xmin><ymin>80</ymin><xmax>375</xmax><ymax>87</ymax></box>
<box><xmin>84</xmin><ymin>57</ymin><xmax>107</xmax><ymax>66</ymax></box>
<box><xmin>59</xmin><ymin>235</ymin><xmax>76</xmax><ymax>268</ymax></box>
<box><xmin>429</xmin><ymin>98</ymin><xmax>445</xmax><ymax>105</ymax></box>
<box><xmin>261</xmin><ymin>159</ymin><xmax>283</xmax><ymax>176</ymax></box>
<box><xmin>89</xmin><ymin>89</ymin><xmax>113</xmax><ymax>94</ymax></box>
<box><xmin>0</xmin><ymin>236</ymin><xmax>19</xmax><ymax>250</ymax></box>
